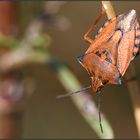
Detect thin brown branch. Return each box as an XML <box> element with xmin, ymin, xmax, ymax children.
<box><xmin>125</xmin><ymin>65</ymin><xmax>140</xmax><ymax>137</ymax></box>
<box><xmin>102</xmin><ymin>1</ymin><xmax>116</xmax><ymax>19</ymax></box>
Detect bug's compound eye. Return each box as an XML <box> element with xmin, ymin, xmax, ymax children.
<box><xmin>102</xmin><ymin>80</ymin><xmax>109</xmax><ymax>85</ymax></box>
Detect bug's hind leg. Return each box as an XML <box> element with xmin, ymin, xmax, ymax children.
<box><xmin>132</xmin><ymin>21</ymin><xmax>140</xmax><ymax>60</ymax></box>
<box><xmin>84</xmin><ymin>6</ymin><xmax>105</xmax><ymax>44</ymax></box>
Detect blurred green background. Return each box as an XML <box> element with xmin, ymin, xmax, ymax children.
<box><xmin>18</xmin><ymin>1</ymin><xmax>140</xmax><ymax>138</ymax></box>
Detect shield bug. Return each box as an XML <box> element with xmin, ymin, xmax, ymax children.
<box><xmin>57</xmin><ymin>8</ymin><xmax>140</xmax><ymax>133</ymax></box>
<box><xmin>77</xmin><ymin>8</ymin><xmax>140</xmax><ymax>93</ymax></box>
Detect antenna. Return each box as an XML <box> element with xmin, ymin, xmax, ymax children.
<box><xmin>56</xmin><ymin>85</ymin><xmax>91</xmax><ymax>98</ymax></box>
<box><xmin>97</xmin><ymin>90</ymin><xmax>103</xmax><ymax>133</ymax></box>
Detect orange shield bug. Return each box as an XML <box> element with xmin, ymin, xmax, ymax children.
<box><xmin>57</xmin><ymin>8</ymin><xmax>140</xmax><ymax>133</ymax></box>
<box><xmin>77</xmin><ymin>8</ymin><xmax>140</xmax><ymax>93</ymax></box>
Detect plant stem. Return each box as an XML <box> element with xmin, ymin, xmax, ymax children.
<box><xmin>125</xmin><ymin>65</ymin><xmax>140</xmax><ymax>137</ymax></box>
<box><xmin>102</xmin><ymin>1</ymin><xmax>115</xmax><ymax>19</ymax></box>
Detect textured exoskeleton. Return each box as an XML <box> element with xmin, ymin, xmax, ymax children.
<box><xmin>78</xmin><ymin>9</ymin><xmax>140</xmax><ymax>92</ymax></box>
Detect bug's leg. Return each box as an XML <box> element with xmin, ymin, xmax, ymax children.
<box><xmin>84</xmin><ymin>6</ymin><xmax>105</xmax><ymax>44</ymax></box>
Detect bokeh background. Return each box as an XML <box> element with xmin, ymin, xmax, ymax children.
<box><xmin>13</xmin><ymin>1</ymin><xmax>140</xmax><ymax>138</ymax></box>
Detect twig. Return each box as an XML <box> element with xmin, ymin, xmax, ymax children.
<box><xmin>102</xmin><ymin>1</ymin><xmax>115</xmax><ymax>19</ymax></box>
<box><xmin>125</xmin><ymin>65</ymin><xmax>140</xmax><ymax>137</ymax></box>
<box><xmin>102</xmin><ymin>1</ymin><xmax>140</xmax><ymax>137</ymax></box>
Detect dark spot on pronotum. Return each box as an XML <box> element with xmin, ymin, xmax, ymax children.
<box><xmin>105</xmin><ymin>57</ymin><xmax>112</xmax><ymax>63</ymax></box>
<box><xmin>95</xmin><ymin>51</ymin><xmax>101</xmax><ymax>57</ymax></box>
<box><xmin>102</xmin><ymin>50</ymin><xmax>109</xmax><ymax>55</ymax></box>
<box><xmin>102</xmin><ymin>50</ymin><xmax>106</xmax><ymax>53</ymax></box>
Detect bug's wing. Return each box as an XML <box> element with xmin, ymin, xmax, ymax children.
<box><xmin>117</xmin><ymin>28</ymin><xmax>135</xmax><ymax>76</ymax></box>
<box><xmin>85</xmin><ymin>16</ymin><xmax>117</xmax><ymax>54</ymax></box>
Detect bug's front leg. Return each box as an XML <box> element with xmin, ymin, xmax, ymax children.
<box><xmin>84</xmin><ymin>6</ymin><xmax>105</xmax><ymax>44</ymax></box>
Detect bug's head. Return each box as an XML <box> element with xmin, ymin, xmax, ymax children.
<box><xmin>117</xmin><ymin>9</ymin><xmax>136</xmax><ymax>32</ymax></box>
<box><xmin>91</xmin><ymin>76</ymin><xmax>107</xmax><ymax>93</ymax></box>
